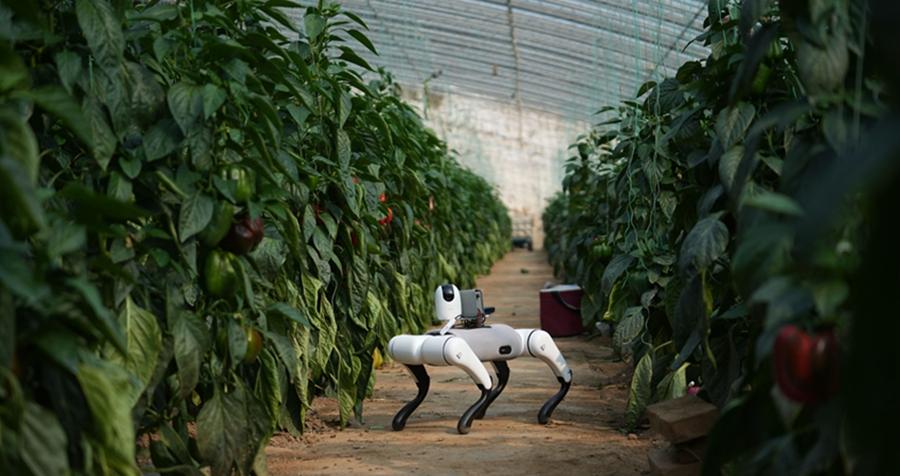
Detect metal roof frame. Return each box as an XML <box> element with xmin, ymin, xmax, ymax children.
<box><xmin>289</xmin><ymin>0</ymin><xmax>710</xmax><ymax>121</ymax></box>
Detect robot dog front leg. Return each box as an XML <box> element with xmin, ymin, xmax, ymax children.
<box><xmin>517</xmin><ymin>329</ymin><xmax>574</xmax><ymax>424</ymax></box>
<box><xmin>388</xmin><ymin>334</ymin><xmax>493</xmax><ymax>433</ymax></box>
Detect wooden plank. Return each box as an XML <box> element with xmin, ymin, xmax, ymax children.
<box><xmin>646</xmin><ymin>395</ymin><xmax>719</xmax><ymax>444</ymax></box>
<box><xmin>648</xmin><ymin>447</ymin><xmax>700</xmax><ymax>476</ymax></box>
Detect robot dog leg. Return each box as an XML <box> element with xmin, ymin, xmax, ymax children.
<box><xmin>470</xmin><ymin>327</ymin><xmax>575</xmax><ymax>424</ymax></box>
<box><xmin>517</xmin><ymin>329</ymin><xmax>574</xmax><ymax>424</ymax></box>
<box><xmin>388</xmin><ymin>334</ymin><xmax>493</xmax><ymax>434</ymax></box>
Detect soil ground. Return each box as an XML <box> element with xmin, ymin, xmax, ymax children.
<box><xmin>266</xmin><ymin>249</ymin><xmax>662</xmax><ymax>475</ymax></box>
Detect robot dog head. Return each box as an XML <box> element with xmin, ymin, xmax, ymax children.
<box><xmin>434</xmin><ymin>284</ymin><xmax>461</xmax><ymax>321</ymax></box>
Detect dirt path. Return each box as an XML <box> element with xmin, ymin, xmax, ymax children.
<box><xmin>266</xmin><ymin>249</ymin><xmax>660</xmax><ymax>475</ymax></box>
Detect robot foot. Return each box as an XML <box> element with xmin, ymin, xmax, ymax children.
<box><xmin>537</xmin><ymin>375</ymin><xmax>572</xmax><ymax>424</ymax></box>
<box><xmin>392</xmin><ymin>365</ymin><xmax>430</xmax><ymax>431</ymax></box>
<box><xmin>457</xmin><ymin>384</ymin><xmax>491</xmax><ymax>434</ymax></box>
<box><xmin>474</xmin><ymin>361</ymin><xmax>510</xmax><ymax>420</ymax></box>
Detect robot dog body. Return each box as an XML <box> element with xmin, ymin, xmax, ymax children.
<box><xmin>388</xmin><ymin>285</ymin><xmax>573</xmax><ymax>434</ymax></box>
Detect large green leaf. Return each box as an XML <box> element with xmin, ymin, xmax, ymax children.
<box><xmin>25</xmin><ymin>86</ymin><xmax>93</xmax><ymax>148</ymax></box>
<box><xmin>643</xmin><ymin>78</ymin><xmax>684</xmax><ymax>114</ymax></box>
<box><xmin>267</xmin><ymin>302</ymin><xmax>310</xmax><ymax>328</ymax></box>
<box><xmin>743</xmin><ymin>190</ymin><xmax>804</xmax><ymax>216</ymax></box>
<box><xmin>348</xmin><ymin>29</ymin><xmax>377</xmax><ymax>55</ymax></box>
<box><xmin>201</xmin><ymin>84</ymin><xmax>226</xmax><ymax>119</ymax></box>
<box><xmin>82</xmin><ymin>96</ymin><xmax>117</xmax><ymax>170</ymax></box>
<box><xmin>0</xmin><ymin>155</ymin><xmax>45</xmax><ymax>237</ymax></box>
<box><xmin>715</xmin><ymin>102</ymin><xmax>755</xmax><ymax>149</ymax></box>
<box><xmin>625</xmin><ymin>352</ymin><xmax>653</xmax><ymax>430</ymax></box>
<box><xmin>337</xmin><ymin>351</ymin><xmax>361</xmax><ymax>426</ymax></box>
<box><xmin>304</xmin><ymin>13</ymin><xmax>326</xmax><ymax>41</ymax></box>
<box><xmin>0</xmin><ymin>108</ymin><xmax>39</xmax><ymax>182</ymax></box>
<box><xmin>167</xmin><ymin>81</ymin><xmax>204</xmax><ymax>134</ymax></box>
<box><xmin>601</xmin><ymin>254</ymin><xmax>633</xmax><ymax>294</ymax></box>
<box><xmin>75</xmin><ymin>0</ymin><xmax>124</xmax><ymax>70</ymax></box>
<box><xmin>144</xmin><ymin>118</ymin><xmax>182</xmax><ymax>161</ymax></box>
<box><xmin>795</xmin><ymin>29</ymin><xmax>849</xmax><ymax>94</ymax></box>
<box><xmin>197</xmin><ymin>385</ymin><xmax>267</xmax><ymax>476</ymax></box>
<box><xmin>172</xmin><ymin>310</ymin><xmax>208</xmax><ymax>399</ymax></box>
<box><xmin>179</xmin><ymin>193</ymin><xmax>214</xmax><ymax>242</ymax></box>
<box><xmin>66</xmin><ymin>276</ymin><xmax>127</xmax><ymax>354</ymax></box>
<box><xmin>612</xmin><ymin>306</ymin><xmax>644</xmax><ymax>352</ymax></box>
<box><xmin>656</xmin><ymin>363</ymin><xmax>688</xmax><ymax>402</ymax></box>
<box><xmin>111</xmin><ymin>296</ymin><xmax>162</xmax><ymax>405</ymax></box>
<box><xmin>77</xmin><ymin>360</ymin><xmax>139</xmax><ymax>475</ymax></box>
<box><xmin>678</xmin><ymin>216</ymin><xmax>729</xmax><ymax>275</ymax></box>
<box><xmin>20</xmin><ymin>403</ymin><xmax>70</xmax><ymax>476</ymax></box>
<box><xmin>718</xmin><ymin>145</ymin><xmax>743</xmax><ymax>192</ymax></box>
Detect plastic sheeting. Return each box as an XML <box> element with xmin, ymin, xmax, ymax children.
<box><xmin>322</xmin><ymin>0</ymin><xmax>708</xmax><ymax>121</ymax></box>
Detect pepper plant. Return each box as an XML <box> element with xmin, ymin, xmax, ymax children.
<box><xmin>0</xmin><ymin>1</ymin><xmax>509</xmax><ymax>475</ymax></box>
<box><xmin>545</xmin><ymin>0</ymin><xmax>897</xmax><ymax>472</ymax></box>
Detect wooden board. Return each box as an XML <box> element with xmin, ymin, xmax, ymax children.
<box><xmin>646</xmin><ymin>395</ymin><xmax>719</xmax><ymax>444</ymax></box>
<box><xmin>648</xmin><ymin>447</ymin><xmax>700</xmax><ymax>476</ymax></box>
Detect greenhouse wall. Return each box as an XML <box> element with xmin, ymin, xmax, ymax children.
<box><xmin>401</xmin><ymin>86</ymin><xmax>586</xmax><ymax>248</ymax></box>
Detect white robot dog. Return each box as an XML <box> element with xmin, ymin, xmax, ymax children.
<box><xmin>388</xmin><ymin>284</ymin><xmax>573</xmax><ymax>434</ymax></box>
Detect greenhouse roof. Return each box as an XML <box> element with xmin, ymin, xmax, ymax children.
<box><xmin>324</xmin><ymin>0</ymin><xmax>709</xmax><ymax>121</ymax></box>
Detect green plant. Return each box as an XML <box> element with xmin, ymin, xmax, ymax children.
<box><xmin>546</xmin><ymin>0</ymin><xmax>897</xmax><ymax>472</ymax></box>
<box><xmin>0</xmin><ymin>0</ymin><xmax>509</xmax><ymax>474</ymax></box>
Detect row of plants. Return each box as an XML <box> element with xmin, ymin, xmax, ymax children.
<box><xmin>544</xmin><ymin>0</ymin><xmax>898</xmax><ymax>473</ymax></box>
<box><xmin>0</xmin><ymin>1</ymin><xmax>510</xmax><ymax>474</ymax></box>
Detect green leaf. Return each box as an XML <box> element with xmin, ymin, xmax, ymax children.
<box><xmin>715</xmin><ymin>102</ymin><xmax>755</xmax><ymax>148</ymax></box>
<box><xmin>268</xmin><ymin>302</ymin><xmax>310</xmax><ymax>328</ymax></box>
<box><xmin>336</xmin><ymin>129</ymin><xmax>353</xmax><ymax>170</ymax></box>
<box><xmin>260</xmin><ymin>329</ymin><xmax>298</xmax><ymax>381</ymax></box>
<box><xmin>348</xmin><ymin>29</ymin><xmax>377</xmax><ymax>54</ymax></box>
<box><xmin>20</xmin><ymin>403</ymin><xmax>70</xmax><ymax>476</ymax></box>
<box><xmin>226</xmin><ymin>317</ymin><xmax>248</xmax><ymax>364</ymax></box>
<box><xmin>61</xmin><ymin>184</ymin><xmax>150</xmax><ymax>223</ymax></box>
<box><xmin>644</xmin><ymin>78</ymin><xmax>683</xmax><ymax>113</ymax></box>
<box><xmin>110</xmin><ymin>297</ymin><xmax>162</xmax><ymax>405</ymax></box>
<box><xmin>167</xmin><ymin>81</ymin><xmax>204</xmax><ymax>134</ymax></box>
<box><xmin>66</xmin><ymin>276</ymin><xmax>126</xmax><ymax>355</ymax></box>
<box><xmin>743</xmin><ymin>190</ymin><xmax>804</xmax><ymax>216</ymax></box>
<box><xmin>179</xmin><ymin>193</ymin><xmax>214</xmax><ymax>242</ymax></box>
<box><xmin>76</xmin><ymin>0</ymin><xmax>124</xmax><ymax>69</ymax></box>
<box><xmin>337</xmin><ymin>92</ymin><xmax>352</xmax><ymax>128</ymax></box>
<box><xmin>82</xmin><ymin>97</ymin><xmax>116</xmax><ymax>170</ymax></box>
<box><xmin>601</xmin><ymin>254</ymin><xmax>633</xmax><ymax>294</ymax></box>
<box><xmin>656</xmin><ymin>363</ymin><xmax>688</xmax><ymax>402</ymax></box>
<box><xmin>0</xmin><ymin>44</ymin><xmax>28</xmax><ymax>91</ymax></box>
<box><xmin>613</xmin><ymin>306</ymin><xmax>644</xmax><ymax>352</ymax></box>
<box><xmin>312</xmin><ymin>226</ymin><xmax>333</xmax><ymax>259</ymax></box>
<box><xmin>187</xmin><ymin>125</ymin><xmax>213</xmax><ymax>170</ymax></box>
<box><xmin>679</xmin><ymin>216</ymin><xmax>729</xmax><ymax>275</ymax></box>
<box><xmin>144</xmin><ymin>118</ymin><xmax>182</xmax><ymax>161</ymax></box>
<box><xmin>625</xmin><ymin>352</ymin><xmax>653</xmax><ymax>430</ymax></box>
<box><xmin>338</xmin><ymin>46</ymin><xmax>374</xmax><ymax>71</ymax></box>
<box><xmin>0</xmin><ymin>108</ymin><xmax>39</xmax><ymax>182</ymax></box>
<box><xmin>197</xmin><ymin>385</ymin><xmax>267</xmax><ymax>476</ymax></box>
<box><xmin>304</xmin><ymin>13</ymin><xmax>326</xmax><ymax>41</ymax></box>
<box><xmin>795</xmin><ymin>31</ymin><xmax>849</xmax><ymax>94</ymax></box>
<box><xmin>77</xmin><ymin>360</ymin><xmax>139</xmax><ymax>474</ymax></box>
<box><xmin>119</xmin><ymin>154</ymin><xmax>141</xmax><ymax>179</ymax></box>
<box><xmin>172</xmin><ymin>310</ymin><xmax>208</xmax><ymax>399</ymax></box>
<box><xmin>718</xmin><ymin>145</ymin><xmax>743</xmax><ymax>191</ymax></box>
<box><xmin>201</xmin><ymin>84</ymin><xmax>226</xmax><ymax>119</ymax></box>
<box><xmin>0</xmin><ymin>156</ymin><xmax>45</xmax><ymax>236</ymax></box>
<box><xmin>337</xmin><ymin>352</ymin><xmax>361</xmax><ymax>426</ymax></box>
<box><xmin>25</xmin><ymin>86</ymin><xmax>93</xmax><ymax>148</ymax></box>
<box><xmin>45</xmin><ymin>219</ymin><xmax>86</xmax><ymax>260</ymax></box>
<box><xmin>341</xmin><ymin>10</ymin><xmax>369</xmax><ymax>29</ymax></box>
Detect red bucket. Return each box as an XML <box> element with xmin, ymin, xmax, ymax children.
<box><xmin>539</xmin><ymin>285</ymin><xmax>584</xmax><ymax>337</ymax></box>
